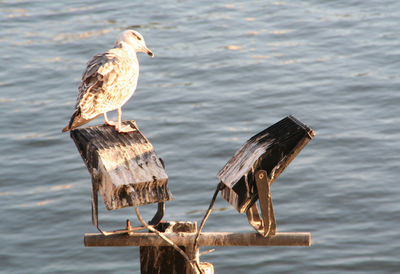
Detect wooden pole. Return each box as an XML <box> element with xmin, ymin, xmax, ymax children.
<box><xmin>84</xmin><ymin>231</ymin><xmax>310</xmax><ymax>247</ymax></box>
<box><xmin>138</xmin><ymin>221</ymin><xmax>213</xmax><ymax>274</ymax></box>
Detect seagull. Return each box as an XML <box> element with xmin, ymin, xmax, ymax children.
<box><xmin>62</xmin><ymin>30</ymin><xmax>154</xmax><ymax>133</ymax></box>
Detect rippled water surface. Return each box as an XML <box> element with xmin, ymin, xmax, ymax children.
<box><xmin>1</xmin><ymin>0</ymin><xmax>399</xmax><ymax>273</ymax></box>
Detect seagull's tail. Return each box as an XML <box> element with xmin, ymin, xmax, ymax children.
<box><xmin>61</xmin><ymin>108</ymin><xmax>93</xmax><ymax>133</ymax></box>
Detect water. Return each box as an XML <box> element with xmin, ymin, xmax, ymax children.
<box><xmin>1</xmin><ymin>0</ymin><xmax>399</xmax><ymax>273</ymax></box>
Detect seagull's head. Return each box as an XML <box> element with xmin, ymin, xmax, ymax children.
<box><xmin>115</xmin><ymin>30</ymin><xmax>154</xmax><ymax>57</ymax></box>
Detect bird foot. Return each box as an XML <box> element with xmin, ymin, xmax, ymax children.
<box><xmin>116</xmin><ymin>124</ymin><xmax>136</xmax><ymax>133</ymax></box>
<box><xmin>105</xmin><ymin>120</ymin><xmax>116</xmax><ymax>127</ymax></box>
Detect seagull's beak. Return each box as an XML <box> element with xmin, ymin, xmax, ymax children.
<box><xmin>145</xmin><ymin>48</ymin><xmax>154</xmax><ymax>57</ymax></box>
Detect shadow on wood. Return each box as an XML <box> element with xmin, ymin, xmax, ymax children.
<box><xmin>70</xmin><ymin>121</ymin><xmax>173</xmax><ymax>230</ymax></box>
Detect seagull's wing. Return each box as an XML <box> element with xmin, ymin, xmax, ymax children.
<box><xmin>78</xmin><ymin>51</ymin><xmax>124</xmax><ymax>119</ymax></box>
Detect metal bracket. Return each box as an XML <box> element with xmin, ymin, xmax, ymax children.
<box><xmin>91</xmin><ymin>178</ymin><xmax>165</xmax><ymax>236</ymax></box>
<box><xmin>246</xmin><ymin>170</ymin><xmax>276</xmax><ymax>237</ymax></box>
<box><xmin>148</xmin><ymin>202</ymin><xmax>165</xmax><ymax>225</ymax></box>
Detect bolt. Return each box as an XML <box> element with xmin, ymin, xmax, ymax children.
<box><xmin>126</xmin><ymin>219</ymin><xmax>132</xmax><ymax>230</ymax></box>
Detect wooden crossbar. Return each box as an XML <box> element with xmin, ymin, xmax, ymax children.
<box><xmin>84</xmin><ymin>232</ymin><xmax>310</xmax><ymax>247</ymax></box>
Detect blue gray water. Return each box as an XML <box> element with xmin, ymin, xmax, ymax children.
<box><xmin>1</xmin><ymin>0</ymin><xmax>399</xmax><ymax>273</ymax></box>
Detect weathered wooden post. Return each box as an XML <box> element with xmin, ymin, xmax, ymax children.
<box><xmin>70</xmin><ymin>116</ymin><xmax>315</xmax><ymax>273</ymax></box>
<box><xmin>139</xmin><ymin>221</ymin><xmax>213</xmax><ymax>274</ymax></box>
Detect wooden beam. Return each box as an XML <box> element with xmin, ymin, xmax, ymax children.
<box><xmin>84</xmin><ymin>232</ymin><xmax>310</xmax><ymax>247</ymax></box>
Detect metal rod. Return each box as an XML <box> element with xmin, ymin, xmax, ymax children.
<box><xmin>193</xmin><ymin>183</ymin><xmax>223</xmax><ymax>254</ymax></box>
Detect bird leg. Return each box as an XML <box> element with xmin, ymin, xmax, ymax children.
<box><xmin>115</xmin><ymin>108</ymin><xmax>136</xmax><ymax>133</ymax></box>
<box><xmin>104</xmin><ymin>112</ymin><xmax>116</xmax><ymax>127</ymax></box>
